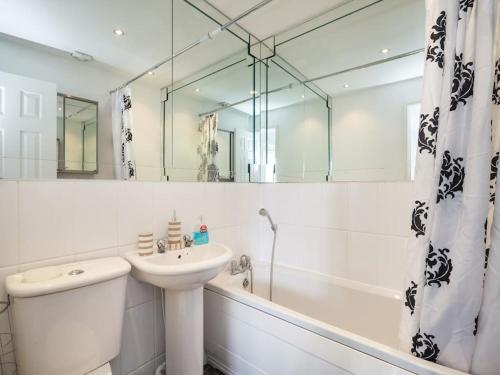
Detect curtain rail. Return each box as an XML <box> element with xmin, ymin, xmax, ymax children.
<box><xmin>109</xmin><ymin>0</ymin><xmax>273</xmax><ymax>94</ymax></box>
<box><xmin>198</xmin><ymin>48</ymin><xmax>424</xmax><ymax>117</ymax></box>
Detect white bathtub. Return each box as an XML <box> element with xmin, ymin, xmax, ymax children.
<box><xmin>204</xmin><ymin>262</ymin><xmax>467</xmax><ymax>375</ymax></box>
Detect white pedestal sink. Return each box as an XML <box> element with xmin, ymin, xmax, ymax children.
<box><xmin>125</xmin><ymin>243</ymin><xmax>232</xmax><ymax>375</ymax></box>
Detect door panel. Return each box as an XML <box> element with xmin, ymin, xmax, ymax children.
<box><xmin>0</xmin><ymin>71</ymin><xmax>57</xmax><ymax>179</ymax></box>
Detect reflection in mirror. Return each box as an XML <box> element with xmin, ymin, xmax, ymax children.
<box><xmin>0</xmin><ymin>0</ymin><xmax>425</xmax><ymax>183</ymax></box>
<box><xmin>164</xmin><ymin>54</ymin><xmax>256</xmax><ymax>182</ymax></box>
<box><xmin>57</xmin><ymin>94</ymin><xmax>98</xmax><ymax>174</ymax></box>
<box><xmin>272</xmin><ymin>0</ymin><xmax>425</xmax><ymax>181</ymax></box>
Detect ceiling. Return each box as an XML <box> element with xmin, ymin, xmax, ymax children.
<box><xmin>206</xmin><ymin>0</ymin><xmax>351</xmax><ymax>40</ymax></box>
<box><xmin>177</xmin><ymin>0</ymin><xmax>425</xmax><ymax>114</ymax></box>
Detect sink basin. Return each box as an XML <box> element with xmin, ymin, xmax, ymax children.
<box><xmin>124</xmin><ymin>242</ymin><xmax>232</xmax><ymax>375</ymax></box>
<box><xmin>125</xmin><ymin>242</ymin><xmax>232</xmax><ymax>290</ymax></box>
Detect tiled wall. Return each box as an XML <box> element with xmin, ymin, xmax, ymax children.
<box><xmin>0</xmin><ymin>180</ymin><xmax>412</xmax><ymax>374</ymax></box>
<box><xmin>0</xmin><ymin>180</ymin><xmax>260</xmax><ymax>375</ymax></box>
<box><xmin>259</xmin><ymin>182</ymin><xmax>414</xmax><ymax>292</ymax></box>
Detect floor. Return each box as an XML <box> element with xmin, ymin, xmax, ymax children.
<box><xmin>204</xmin><ymin>364</ymin><xmax>225</xmax><ymax>375</ymax></box>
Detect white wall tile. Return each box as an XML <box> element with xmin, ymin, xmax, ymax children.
<box><xmin>347</xmin><ymin>183</ymin><xmax>378</xmax><ymax>233</ymax></box>
<box><xmin>127</xmin><ymin>358</ymin><xmax>156</xmax><ymax>375</ymax></box>
<box><xmin>296</xmin><ymin>183</ymin><xmax>323</xmax><ymax>227</ymax></box>
<box><xmin>125</xmin><ymin>275</ymin><xmax>154</xmax><ymax>309</ymax></box>
<box><xmin>0</xmin><ymin>181</ymin><xmax>18</xmax><ymax>266</ymax></box>
<box><xmin>118</xmin><ymin>182</ymin><xmax>153</xmax><ymax>246</ymax></box>
<box><xmin>121</xmin><ymin>301</ymin><xmax>155</xmax><ymax>374</ymax></box>
<box><xmin>322</xmin><ymin>183</ymin><xmax>349</xmax><ymax>230</ymax></box>
<box><xmin>377</xmin><ymin>182</ymin><xmax>413</xmax><ymax>237</ymax></box>
<box><xmin>347</xmin><ymin>232</ymin><xmax>379</xmax><ymax>285</ymax></box>
<box><xmin>377</xmin><ymin>235</ymin><xmax>408</xmax><ymax>291</ymax></box>
<box><xmin>273</xmin><ymin>224</ymin><xmax>309</xmax><ymax>268</ymax></box>
<box><xmin>318</xmin><ymin>229</ymin><xmax>348</xmax><ymax>278</ymax></box>
<box><xmin>154</xmin><ymin>289</ymin><xmax>165</xmax><ymax>357</ymax></box>
<box><xmin>153</xmin><ymin>183</ymin><xmax>205</xmax><ymax>240</ymax></box>
<box><xmin>73</xmin><ymin>181</ymin><xmax>118</xmax><ymax>253</ymax></box>
<box><xmin>204</xmin><ymin>183</ymin><xmax>227</xmax><ymax>229</ymax></box>
<box><xmin>18</xmin><ymin>254</ymin><xmax>75</xmax><ymax>272</ymax></box>
<box><xmin>18</xmin><ymin>181</ymin><xmax>75</xmax><ymax>263</ymax></box>
<box><xmin>0</xmin><ymin>266</ymin><xmax>18</xmax><ymax>300</ymax></box>
<box><xmin>74</xmin><ymin>247</ymin><xmax>117</xmax><ymax>261</ymax></box>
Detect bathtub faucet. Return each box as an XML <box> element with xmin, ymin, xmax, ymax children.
<box><xmin>230</xmin><ymin>255</ymin><xmax>253</xmax><ymax>275</ymax></box>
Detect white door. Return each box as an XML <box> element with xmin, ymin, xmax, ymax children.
<box><xmin>0</xmin><ymin>71</ymin><xmax>57</xmax><ymax>179</ymax></box>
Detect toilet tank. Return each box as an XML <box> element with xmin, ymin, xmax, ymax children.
<box><xmin>6</xmin><ymin>257</ymin><xmax>131</xmax><ymax>375</ymax></box>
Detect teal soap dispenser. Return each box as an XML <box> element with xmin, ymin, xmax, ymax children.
<box><xmin>193</xmin><ymin>216</ymin><xmax>209</xmax><ymax>245</ymax></box>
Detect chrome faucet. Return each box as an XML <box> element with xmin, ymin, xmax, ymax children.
<box><xmin>230</xmin><ymin>255</ymin><xmax>252</xmax><ymax>275</ymax></box>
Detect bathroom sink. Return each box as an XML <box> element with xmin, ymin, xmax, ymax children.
<box><xmin>125</xmin><ymin>243</ymin><xmax>232</xmax><ymax>375</ymax></box>
<box><xmin>125</xmin><ymin>243</ymin><xmax>232</xmax><ymax>290</ymax></box>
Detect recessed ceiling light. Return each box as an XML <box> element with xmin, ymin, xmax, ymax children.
<box><xmin>113</xmin><ymin>29</ymin><xmax>125</xmax><ymax>36</ymax></box>
<box><xmin>343</xmin><ymin>84</ymin><xmax>349</xmax><ymax>88</ymax></box>
<box><xmin>380</xmin><ymin>48</ymin><xmax>390</xmax><ymax>54</ymax></box>
<box><xmin>195</xmin><ymin>88</ymin><xmax>200</xmax><ymax>93</ymax></box>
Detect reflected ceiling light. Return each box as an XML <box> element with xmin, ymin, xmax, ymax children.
<box><xmin>250</xmin><ymin>90</ymin><xmax>258</xmax><ymax>95</ymax></box>
<box><xmin>147</xmin><ymin>71</ymin><xmax>154</xmax><ymax>76</ymax></box>
<box><xmin>113</xmin><ymin>29</ymin><xmax>125</xmax><ymax>36</ymax></box>
<box><xmin>195</xmin><ymin>88</ymin><xmax>200</xmax><ymax>93</ymax></box>
<box><xmin>58</xmin><ymin>107</ymin><xmax>62</xmax><ymax>111</ymax></box>
<box><xmin>343</xmin><ymin>84</ymin><xmax>349</xmax><ymax>88</ymax></box>
<box><xmin>380</xmin><ymin>48</ymin><xmax>390</xmax><ymax>54</ymax></box>
<box><xmin>301</xmin><ymin>94</ymin><xmax>305</xmax><ymax>99</ymax></box>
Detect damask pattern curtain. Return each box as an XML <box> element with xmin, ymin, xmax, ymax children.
<box><xmin>400</xmin><ymin>0</ymin><xmax>500</xmax><ymax>374</ymax></box>
<box><xmin>111</xmin><ymin>87</ymin><xmax>136</xmax><ymax>180</ymax></box>
<box><xmin>197</xmin><ymin>113</ymin><xmax>219</xmax><ymax>182</ymax></box>
<box><xmin>400</xmin><ymin>0</ymin><xmax>499</xmax><ymax>373</ymax></box>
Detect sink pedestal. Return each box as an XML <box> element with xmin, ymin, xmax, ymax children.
<box><xmin>164</xmin><ymin>286</ymin><xmax>203</xmax><ymax>375</ymax></box>
<box><xmin>125</xmin><ymin>244</ymin><xmax>232</xmax><ymax>375</ymax></box>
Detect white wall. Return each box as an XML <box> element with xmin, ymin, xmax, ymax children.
<box><xmin>258</xmin><ymin>182</ymin><xmax>413</xmax><ymax>293</ymax></box>
<box><xmin>0</xmin><ymin>36</ymin><xmax>162</xmax><ymax>180</ymax></box>
<box><xmin>267</xmin><ymin>97</ymin><xmax>330</xmax><ymax>182</ymax></box>
<box><xmin>331</xmin><ymin>78</ymin><xmax>423</xmax><ymax>181</ymax></box>
<box><xmin>0</xmin><ymin>180</ymin><xmax>261</xmax><ymax>375</ymax></box>
<box><xmin>0</xmin><ymin>179</ymin><xmax>412</xmax><ymax>373</ymax></box>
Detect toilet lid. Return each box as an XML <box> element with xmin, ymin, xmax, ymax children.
<box><xmin>86</xmin><ymin>362</ymin><xmax>112</xmax><ymax>375</ymax></box>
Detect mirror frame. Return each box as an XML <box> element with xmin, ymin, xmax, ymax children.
<box><xmin>57</xmin><ymin>93</ymin><xmax>99</xmax><ymax>175</ymax></box>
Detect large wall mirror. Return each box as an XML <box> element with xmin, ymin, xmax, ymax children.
<box><xmin>0</xmin><ymin>0</ymin><xmax>424</xmax><ymax>183</ymax></box>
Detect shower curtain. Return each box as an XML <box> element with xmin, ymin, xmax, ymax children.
<box><xmin>400</xmin><ymin>0</ymin><xmax>499</xmax><ymax>373</ymax></box>
<box><xmin>111</xmin><ymin>87</ymin><xmax>136</xmax><ymax>180</ymax></box>
<box><xmin>197</xmin><ymin>113</ymin><xmax>219</xmax><ymax>182</ymax></box>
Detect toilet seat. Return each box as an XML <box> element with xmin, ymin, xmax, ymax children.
<box><xmin>86</xmin><ymin>362</ymin><xmax>112</xmax><ymax>375</ymax></box>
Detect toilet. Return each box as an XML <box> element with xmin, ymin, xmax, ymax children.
<box><xmin>6</xmin><ymin>257</ymin><xmax>131</xmax><ymax>375</ymax></box>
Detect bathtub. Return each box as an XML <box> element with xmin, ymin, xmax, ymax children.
<box><xmin>204</xmin><ymin>262</ymin><xmax>467</xmax><ymax>375</ymax></box>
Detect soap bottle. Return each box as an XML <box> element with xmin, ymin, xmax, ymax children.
<box><xmin>193</xmin><ymin>217</ymin><xmax>209</xmax><ymax>245</ymax></box>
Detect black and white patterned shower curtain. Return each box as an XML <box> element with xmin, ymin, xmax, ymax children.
<box><xmin>111</xmin><ymin>87</ymin><xmax>136</xmax><ymax>180</ymax></box>
<box><xmin>400</xmin><ymin>0</ymin><xmax>499</xmax><ymax>373</ymax></box>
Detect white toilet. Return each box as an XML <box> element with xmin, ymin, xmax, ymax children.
<box><xmin>6</xmin><ymin>257</ymin><xmax>131</xmax><ymax>375</ymax></box>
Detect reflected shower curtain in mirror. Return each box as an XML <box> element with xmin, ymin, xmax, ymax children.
<box><xmin>197</xmin><ymin>113</ymin><xmax>219</xmax><ymax>182</ymax></box>
<box><xmin>400</xmin><ymin>0</ymin><xmax>499</xmax><ymax>373</ymax></box>
<box><xmin>111</xmin><ymin>87</ymin><xmax>136</xmax><ymax>180</ymax></box>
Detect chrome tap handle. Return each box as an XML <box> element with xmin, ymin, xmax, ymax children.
<box><xmin>230</xmin><ymin>260</ymin><xmax>239</xmax><ymax>274</ymax></box>
<box><xmin>157</xmin><ymin>239</ymin><xmax>166</xmax><ymax>253</ymax></box>
<box><xmin>240</xmin><ymin>255</ymin><xmax>252</xmax><ymax>270</ymax></box>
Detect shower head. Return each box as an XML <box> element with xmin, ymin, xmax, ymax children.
<box><xmin>259</xmin><ymin>208</ymin><xmax>277</xmax><ymax>232</ymax></box>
